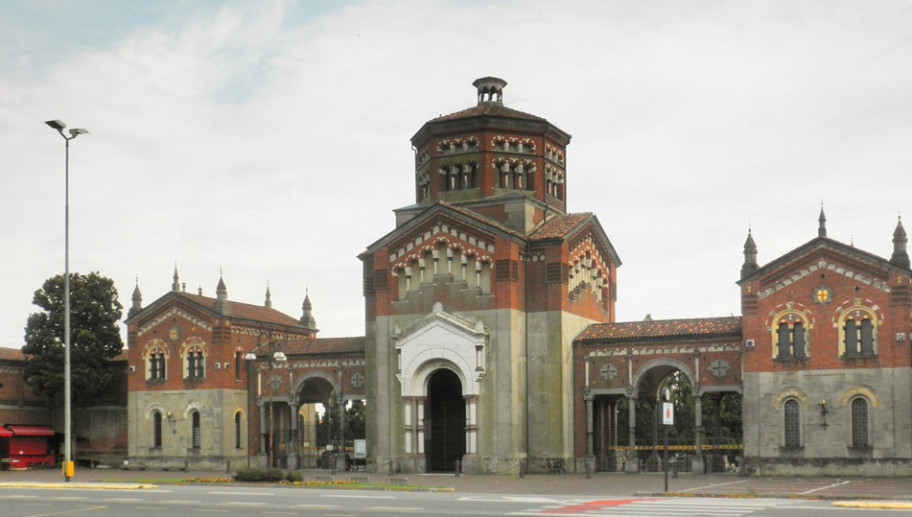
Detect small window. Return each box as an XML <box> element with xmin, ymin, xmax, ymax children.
<box><xmin>235</xmin><ymin>412</ymin><xmax>242</xmax><ymax>449</ymax></box>
<box><xmin>235</xmin><ymin>352</ymin><xmax>242</xmax><ymax>379</ymax></box>
<box><xmin>153</xmin><ymin>411</ymin><xmax>163</xmax><ymax>448</ymax></box>
<box><xmin>784</xmin><ymin>399</ymin><xmax>801</xmax><ymax>448</ymax></box>
<box><xmin>191</xmin><ymin>411</ymin><xmax>201</xmax><ymax>449</ymax></box>
<box><xmin>851</xmin><ymin>398</ymin><xmax>869</xmax><ymax>448</ymax></box>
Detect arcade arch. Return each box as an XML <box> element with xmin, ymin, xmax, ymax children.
<box><xmin>588</xmin><ymin>359</ymin><xmax>742</xmax><ymax>474</ymax></box>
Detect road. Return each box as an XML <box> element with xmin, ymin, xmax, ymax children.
<box><xmin>0</xmin><ymin>485</ymin><xmax>898</xmax><ymax>517</ymax></box>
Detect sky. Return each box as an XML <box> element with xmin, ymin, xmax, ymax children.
<box><xmin>2</xmin><ymin>0</ymin><xmax>911</xmax><ymax>347</ymax></box>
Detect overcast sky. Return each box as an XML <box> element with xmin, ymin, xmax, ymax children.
<box><xmin>2</xmin><ymin>0</ymin><xmax>910</xmax><ymax>347</ymax></box>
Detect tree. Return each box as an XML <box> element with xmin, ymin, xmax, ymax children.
<box><xmin>22</xmin><ymin>272</ymin><xmax>124</xmax><ymax>406</ymax></box>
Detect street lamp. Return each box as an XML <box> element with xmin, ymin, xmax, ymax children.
<box><xmin>45</xmin><ymin>119</ymin><xmax>88</xmax><ymax>482</ymax></box>
<box><xmin>246</xmin><ymin>336</ymin><xmax>287</xmax><ymax>468</ymax></box>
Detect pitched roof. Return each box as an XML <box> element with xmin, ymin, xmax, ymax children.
<box><xmin>530</xmin><ymin>213</ymin><xmax>593</xmax><ymax>240</ymax></box>
<box><xmin>576</xmin><ymin>316</ymin><xmax>742</xmax><ymax>343</ymax></box>
<box><xmin>434</xmin><ymin>103</ymin><xmax>545</xmax><ymax>122</ymax></box>
<box><xmin>174</xmin><ymin>292</ymin><xmax>305</xmax><ymax>328</ymax></box>
<box><xmin>283</xmin><ymin>336</ymin><xmax>365</xmax><ymax>355</ymax></box>
<box><xmin>739</xmin><ymin>236</ymin><xmax>909</xmax><ymax>284</ymax></box>
<box><xmin>0</xmin><ymin>347</ymin><xmax>24</xmax><ymax>361</ymax></box>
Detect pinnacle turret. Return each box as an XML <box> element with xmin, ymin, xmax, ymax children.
<box><xmin>129</xmin><ymin>278</ymin><xmax>143</xmax><ymax>318</ymax></box>
<box><xmin>214</xmin><ymin>271</ymin><xmax>231</xmax><ymax>315</ymax></box>
<box><xmin>891</xmin><ymin>216</ymin><xmax>910</xmax><ymax>269</ymax></box>
<box><xmin>741</xmin><ymin>229</ymin><xmax>759</xmax><ymax>279</ymax></box>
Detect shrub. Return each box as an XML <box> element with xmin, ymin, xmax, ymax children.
<box><xmin>285</xmin><ymin>470</ymin><xmax>304</xmax><ymax>483</ymax></box>
<box><xmin>233</xmin><ymin>467</ymin><xmax>286</xmax><ymax>482</ymax></box>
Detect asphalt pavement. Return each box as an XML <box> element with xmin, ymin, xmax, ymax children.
<box><xmin>1</xmin><ymin>465</ymin><xmax>911</xmax><ymax>503</ymax></box>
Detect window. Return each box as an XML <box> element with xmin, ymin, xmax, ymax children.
<box><xmin>191</xmin><ymin>411</ymin><xmax>201</xmax><ymax>449</ymax></box>
<box><xmin>843</xmin><ymin>315</ymin><xmax>876</xmax><ymax>357</ymax></box>
<box><xmin>851</xmin><ymin>398</ymin><xmax>869</xmax><ymax>448</ymax></box>
<box><xmin>235</xmin><ymin>412</ymin><xmax>242</xmax><ymax>449</ymax></box>
<box><xmin>775</xmin><ymin>321</ymin><xmax>807</xmax><ymax>360</ymax></box>
<box><xmin>153</xmin><ymin>411</ymin><xmax>162</xmax><ymax>448</ymax></box>
<box><xmin>784</xmin><ymin>399</ymin><xmax>801</xmax><ymax>448</ymax></box>
<box><xmin>148</xmin><ymin>351</ymin><xmax>166</xmax><ymax>380</ymax></box>
<box><xmin>186</xmin><ymin>349</ymin><xmax>205</xmax><ymax>379</ymax></box>
<box><xmin>235</xmin><ymin>352</ymin><xmax>242</xmax><ymax>379</ymax></box>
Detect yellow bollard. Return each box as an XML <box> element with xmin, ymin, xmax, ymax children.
<box><xmin>63</xmin><ymin>461</ymin><xmax>75</xmax><ymax>479</ymax></box>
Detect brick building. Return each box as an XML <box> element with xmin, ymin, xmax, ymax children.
<box><xmin>3</xmin><ymin>77</ymin><xmax>910</xmax><ymax>476</ymax></box>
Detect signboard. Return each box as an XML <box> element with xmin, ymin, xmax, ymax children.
<box><xmin>662</xmin><ymin>402</ymin><xmax>674</xmax><ymax>426</ymax></box>
<box><xmin>354</xmin><ymin>439</ymin><xmax>367</xmax><ymax>459</ymax></box>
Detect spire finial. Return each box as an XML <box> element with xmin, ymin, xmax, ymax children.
<box><xmin>891</xmin><ymin>213</ymin><xmax>910</xmax><ymax>268</ymax></box>
<box><xmin>741</xmin><ymin>226</ymin><xmax>758</xmax><ymax>279</ymax></box>
<box><xmin>129</xmin><ymin>275</ymin><xmax>143</xmax><ymax>317</ymax></box>
<box><xmin>172</xmin><ymin>262</ymin><xmax>180</xmax><ymax>292</ymax></box>
<box><xmin>818</xmin><ymin>203</ymin><xmax>827</xmax><ymax>238</ymax></box>
<box><xmin>265</xmin><ymin>282</ymin><xmax>272</xmax><ymax>309</ymax></box>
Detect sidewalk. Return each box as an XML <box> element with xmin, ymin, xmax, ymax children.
<box><xmin>1</xmin><ymin>466</ymin><xmax>911</xmax><ymax>502</ymax></box>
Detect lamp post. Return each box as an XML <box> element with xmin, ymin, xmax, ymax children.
<box><xmin>45</xmin><ymin>119</ymin><xmax>88</xmax><ymax>482</ymax></box>
<box><xmin>246</xmin><ymin>333</ymin><xmax>286</xmax><ymax>468</ymax></box>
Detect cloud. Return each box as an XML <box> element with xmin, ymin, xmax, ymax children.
<box><xmin>1</xmin><ymin>0</ymin><xmax>911</xmax><ymax>346</ymax></box>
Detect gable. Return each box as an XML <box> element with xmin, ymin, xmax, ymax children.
<box><xmin>746</xmin><ymin>239</ymin><xmax>896</xmax><ymax>301</ymax></box>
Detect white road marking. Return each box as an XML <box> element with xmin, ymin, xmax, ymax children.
<box><xmin>799</xmin><ymin>479</ymin><xmax>850</xmax><ymax>495</ymax></box>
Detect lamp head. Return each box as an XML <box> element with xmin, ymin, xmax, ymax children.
<box><xmin>244</xmin><ymin>352</ymin><xmax>257</xmax><ymax>361</ymax></box>
<box><xmin>69</xmin><ymin>128</ymin><xmax>89</xmax><ymax>137</ymax></box>
<box><xmin>273</xmin><ymin>351</ymin><xmax>287</xmax><ymax>362</ymax></box>
<box><xmin>45</xmin><ymin>119</ymin><xmax>66</xmax><ymax>130</ymax></box>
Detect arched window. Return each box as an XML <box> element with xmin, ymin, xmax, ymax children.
<box><xmin>185</xmin><ymin>346</ymin><xmax>205</xmax><ymax>379</ymax></box>
<box><xmin>146</xmin><ymin>348</ymin><xmax>167</xmax><ymax>380</ymax></box>
<box><xmin>153</xmin><ymin>411</ymin><xmax>163</xmax><ymax>448</ymax></box>
<box><xmin>840</xmin><ymin>308</ymin><xmax>878</xmax><ymax>358</ymax></box>
<box><xmin>784</xmin><ymin>399</ymin><xmax>801</xmax><ymax>448</ymax></box>
<box><xmin>235</xmin><ymin>412</ymin><xmax>242</xmax><ymax>449</ymax></box>
<box><xmin>191</xmin><ymin>411</ymin><xmax>201</xmax><ymax>449</ymax></box>
<box><xmin>851</xmin><ymin>398</ymin><xmax>869</xmax><ymax>448</ymax></box>
<box><xmin>773</xmin><ymin>312</ymin><xmax>809</xmax><ymax>360</ymax></box>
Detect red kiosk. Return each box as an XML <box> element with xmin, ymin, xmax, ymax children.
<box><xmin>0</xmin><ymin>425</ymin><xmax>56</xmax><ymax>470</ymax></box>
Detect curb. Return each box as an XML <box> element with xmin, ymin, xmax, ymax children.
<box><xmin>832</xmin><ymin>501</ymin><xmax>912</xmax><ymax>510</ymax></box>
<box><xmin>0</xmin><ymin>482</ymin><xmax>158</xmax><ymax>490</ymax></box>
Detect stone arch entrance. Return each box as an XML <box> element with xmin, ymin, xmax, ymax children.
<box><xmin>294</xmin><ymin>373</ymin><xmax>338</xmax><ymax>469</ymax></box>
<box><xmin>393</xmin><ymin>303</ymin><xmax>485</xmax><ymax>472</ymax></box>
<box><xmin>425</xmin><ymin>368</ymin><xmax>466</xmax><ymax>472</ymax></box>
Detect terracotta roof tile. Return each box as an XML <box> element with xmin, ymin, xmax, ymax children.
<box><xmin>176</xmin><ymin>292</ymin><xmax>305</xmax><ymax>328</ymax></box>
<box><xmin>283</xmin><ymin>336</ymin><xmax>365</xmax><ymax>355</ymax></box>
<box><xmin>438</xmin><ymin>202</ymin><xmax>527</xmax><ymax>239</ymax></box>
<box><xmin>0</xmin><ymin>347</ymin><xmax>24</xmax><ymax>361</ymax></box>
<box><xmin>435</xmin><ymin>103</ymin><xmax>545</xmax><ymax>122</ymax></box>
<box><xmin>530</xmin><ymin>213</ymin><xmax>592</xmax><ymax>240</ymax></box>
<box><xmin>576</xmin><ymin>316</ymin><xmax>742</xmax><ymax>343</ymax></box>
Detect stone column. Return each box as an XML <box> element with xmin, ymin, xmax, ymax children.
<box><xmin>692</xmin><ymin>393</ymin><xmax>704</xmax><ymax>474</ymax></box>
<box><xmin>288</xmin><ymin>400</ymin><xmax>299</xmax><ymax>469</ymax></box>
<box><xmin>626</xmin><ymin>395</ymin><xmax>639</xmax><ymax>473</ymax></box>
<box><xmin>416</xmin><ymin>398</ymin><xmax>426</xmax><ymax>454</ymax></box>
<box><xmin>585</xmin><ymin>396</ymin><xmax>594</xmax><ymax>456</ymax></box>
<box><xmin>465</xmin><ymin>395</ymin><xmax>478</xmax><ymax>455</ymax></box>
<box><xmin>403</xmin><ymin>397</ymin><xmax>414</xmax><ymax>454</ymax></box>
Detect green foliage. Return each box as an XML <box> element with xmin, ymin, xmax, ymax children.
<box><xmin>284</xmin><ymin>470</ymin><xmax>303</xmax><ymax>482</ymax></box>
<box><xmin>615</xmin><ymin>370</ymin><xmax>743</xmax><ymax>447</ymax></box>
<box><xmin>22</xmin><ymin>272</ymin><xmax>124</xmax><ymax>405</ymax></box>
<box><xmin>233</xmin><ymin>467</ymin><xmax>286</xmax><ymax>482</ymax></box>
<box><xmin>345</xmin><ymin>400</ymin><xmax>366</xmax><ymax>441</ymax></box>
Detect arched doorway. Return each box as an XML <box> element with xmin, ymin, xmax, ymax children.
<box><xmin>425</xmin><ymin>369</ymin><xmax>465</xmax><ymax>472</ymax></box>
<box><xmin>296</xmin><ymin>376</ymin><xmax>336</xmax><ymax>469</ymax></box>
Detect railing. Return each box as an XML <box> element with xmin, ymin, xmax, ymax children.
<box><xmin>597</xmin><ymin>444</ymin><xmax>743</xmax><ymax>473</ymax></box>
